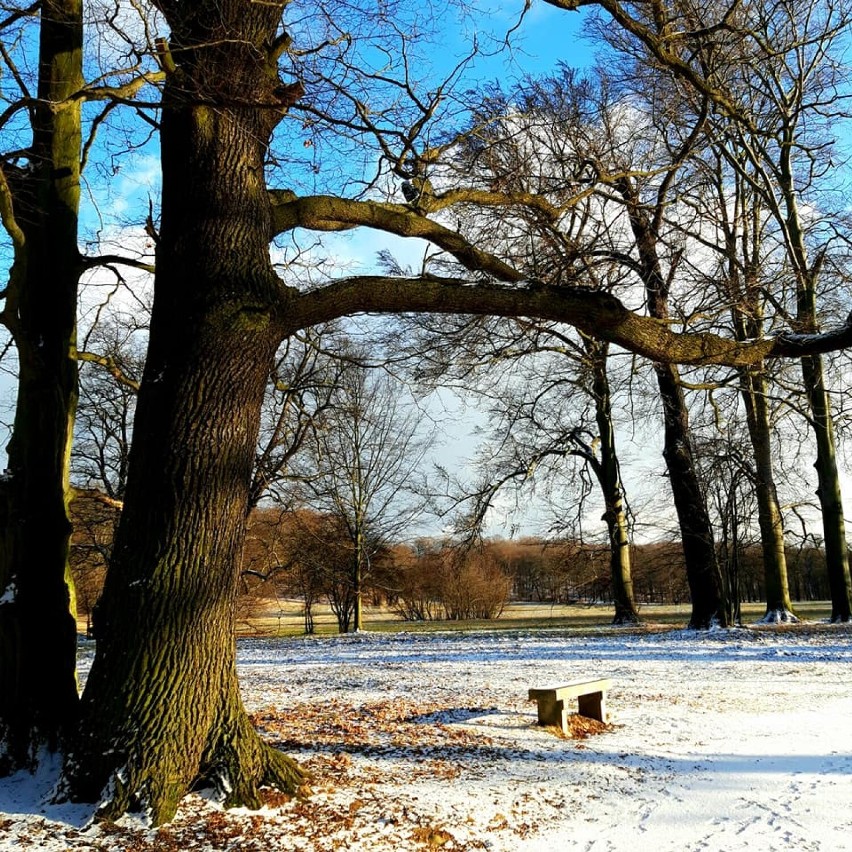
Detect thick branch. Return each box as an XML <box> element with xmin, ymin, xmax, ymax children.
<box><xmin>75</xmin><ymin>71</ymin><xmax>165</xmax><ymax>104</ymax></box>
<box><xmin>0</xmin><ymin>166</ymin><xmax>25</xmax><ymax>252</ymax></box>
<box><xmin>282</xmin><ymin>275</ymin><xmax>852</xmax><ymax>366</ymax></box>
<box><xmin>74</xmin><ymin>488</ymin><xmax>124</xmax><ymax>511</ymax></box>
<box><xmin>270</xmin><ymin>193</ymin><xmax>524</xmax><ymax>281</ymax></box>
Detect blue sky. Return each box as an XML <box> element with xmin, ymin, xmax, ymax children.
<box><xmin>0</xmin><ymin>2</ymin><xmax>684</xmax><ymax>541</ymax></box>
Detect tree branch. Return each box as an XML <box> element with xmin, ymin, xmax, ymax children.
<box><xmin>282</xmin><ymin>275</ymin><xmax>852</xmax><ymax>367</ymax></box>
<box><xmin>80</xmin><ymin>254</ymin><xmax>155</xmax><ymax>274</ymax></box>
<box><xmin>77</xmin><ymin>351</ymin><xmax>141</xmax><ymax>392</ymax></box>
<box><xmin>0</xmin><ymin>165</ymin><xmax>24</xmax><ymax>252</ymax></box>
<box><xmin>542</xmin><ymin>0</ymin><xmax>755</xmax><ymax>129</ymax></box>
<box><xmin>269</xmin><ymin>193</ymin><xmax>524</xmax><ymax>281</ymax></box>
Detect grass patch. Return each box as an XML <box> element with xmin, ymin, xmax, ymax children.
<box><xmin>234</xmin><ymin>599</ymin><xmax>836</xmax><ymax>638</ymax></box>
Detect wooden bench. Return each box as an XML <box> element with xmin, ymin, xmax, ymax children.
<box><xmin>528</xmin><ymin>678</ymin><xmax>612</xmax><ymax>732</ymax></box>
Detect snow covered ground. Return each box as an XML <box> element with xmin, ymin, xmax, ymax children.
<box><xmin>1</xmin><ymin>625</ymin><xmax>851</xmax><ymax>851</ymax></box>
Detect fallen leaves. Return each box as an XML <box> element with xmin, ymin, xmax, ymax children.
<box><xmin>4</xmin><ymin>696</ymin><xmax>611</xmax><ymax>852</ymax></box>
<box><xmin>555</xmin><ymin>714</ymin><xmax>613</xmax><ymax>739</ymax></box>
<box><xmin>411</xmin><ymin>824</ymin><xmax>455</xmax><ymax>848</ymax></box>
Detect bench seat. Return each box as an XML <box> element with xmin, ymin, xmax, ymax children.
<box><xmin>528</xmin><ymin>678</ymin><xmax>612</xmax><ymax>732</ymax></box>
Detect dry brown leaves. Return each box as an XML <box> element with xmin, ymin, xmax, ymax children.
<box><xmin>20</xmin><ymin>699</ymin><xmax>610</xmax><ymax>852</ymax></box>
<box><xmin>558</xmin><ymin>714</ymin><xmax>612</xmax><ymax>739</ymax></box>
<box><xmin>251</xmin><ymin>698</ymin><xmax>493</xmax><ymax>753</ymax></box>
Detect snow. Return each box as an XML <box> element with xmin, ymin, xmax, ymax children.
<box><xmin>0</xmin><ymin>582</ymin><xmax>16</xmax><ymax>605</ymax></box>
<box><xmin>2</xmin><ymin>626</ymin><xmax>852</xmax><ymax>850</ymax></box>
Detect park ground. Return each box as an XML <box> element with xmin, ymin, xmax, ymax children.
<box><xmin>227</xmin><ymin>599</ymin><xmax>837</xmax><ymax>637</ymax></box>
<box><xmin>1</xmin><ymin>608</ymin><xmax>851</xmax><ymax>851</ymax></box>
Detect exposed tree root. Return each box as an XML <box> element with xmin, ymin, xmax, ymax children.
<box><xmin>72</xmin><ymin>722</ymin><xmax>309</xmax><ymax>826</ymax></box>
<box><xmin>758</xmin><ymin>609</ymin><xmax>799</xmax><ymax>625</ymax></box>
<box><xmin>201</xmin><ymin>709</ymin><xmax>310</xmax><ymax>815</ymax></box>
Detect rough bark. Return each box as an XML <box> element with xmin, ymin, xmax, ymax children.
<box><xmin>61</xmin><ymin>0</ymin><xmax>305</xmax><ymax>822</ymax></box>
<box><xmin>0</xmin><ymin>0</ymin><xmax>83</xmax><ymax>772</ymax></box>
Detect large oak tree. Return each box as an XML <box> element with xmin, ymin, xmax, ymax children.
<box><xmin>1</xmin><ymin>0</ymin><xmax>850</xmax><ymax>824</ymax></box>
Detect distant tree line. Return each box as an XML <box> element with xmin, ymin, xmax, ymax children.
<box><xmin>70</xmin><ymin>496</ymin><xmax>837</xmax><ymax>635</ymax></box>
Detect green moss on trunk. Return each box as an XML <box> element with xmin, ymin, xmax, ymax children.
<box><xmin>61</xmin><ymin>0</ymin><xmax>305</xmax><ymax>820</ymax></box>
<box><xmin>0</xmin><ymin>0</ymin><xmax>83</xmax><ymax>772</ymax></box>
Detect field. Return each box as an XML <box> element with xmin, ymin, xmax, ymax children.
<box><xmin>232</xmin><ymin>598</ymin><xmax>835</xmax><ymax>637</ymax></box>
<box><xmin>2</xmin><ymin>617</ymin><xmax>851</xmax><ymax>851</ymax></box>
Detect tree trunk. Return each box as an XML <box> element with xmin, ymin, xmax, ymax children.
<box><xmin>61</xmin><ymin>1</ymin><xmax>305</xmax><ymax>822</ymax></box>
<box><xmin>585</xmin><ymin>337</ymin><xmax>639</xmax><ymax>625</ymax></box>
<box><xmin>720</xmin><ymin>480</ymin><xmax>743</xmax><ymax>626</ymax></box>
<box><xmin>782</xmin><ymin>140</ymin><xmax>852</xmax><ymax>622</ymax></box>
<box><xmin>739</xmin><ymin>367</ymin><xmax>795</xmax><ymax>621</ymax></box>
<box><xmin>353</xmin><ymin>529</ymin><xmax>364</xmax><ymax>631</ymax></box>
<box><xmin>0</xmin><ymin>0</ymin><xmax>83</xmax><ymax>773</ymax></box>
<box><xmin>801</xmin><ymin>355</ymin><xmax>852</xmax><ymax>622</ymax></box>
<box><xmin>654</xmin><ymin>363</ymin><xmax>727</xmax><ymax>628</ymax></box>
<box><xmin>617</xmin><ymin>182</ymin><xmax>726</xmax><ymax>629</ymax></box>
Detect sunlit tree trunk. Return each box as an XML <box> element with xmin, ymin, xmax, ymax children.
<box><xmin>0</xmin><ymin>0</ymin><xmax>83</xmax><ymax>773</ymax></box>
<box><xmin>777</xmin><ymin>109</ymin><xmax>852</xmax><ymax>622</ymax></box>
<box><xmin>61</xmin><ymin>0</ymin><xmax>305</xmax><ymax>822</ymax></box>
<box><xmin>738</xmin><ymin>366</ymin><xmax>794</xmax><ymax>620</ymax></box>
<box><xmin>790</xmin><ymin>257</ymin><xmax>852</xmax><ymax>621</ymax></box>
<box><xmin>584</xmin><ymin>337</ymin><xmax>639</xmax><ymax>625</ymax></box>
<box><xmin>802</xmin><ymin>354</ymin><xmax>852</xmax><ymax>621</ymax></box>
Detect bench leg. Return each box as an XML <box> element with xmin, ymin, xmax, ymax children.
<box><xmin>577</xmin><ymin>691</ymin><xmax>607</xmax><ymax>722</ymax></box>
<box><xmin>535</xmin><ymin>697</ymin><xmax>569</xmax><ymax>733</ymax></box>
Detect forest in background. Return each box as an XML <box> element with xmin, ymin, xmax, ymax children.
<box><xmin>70</xmin><ymin>496</ymin><xmax>836</xmax><ymax>635</ymax></box>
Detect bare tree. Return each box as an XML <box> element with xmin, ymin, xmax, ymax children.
<box><xmin>695</xmin><ymin>433</ymin><xmax>759</xmax><ymax>625</ymax></box>
<box><xmin>544</xmin><ymin>0</ymin><xmax>852</xmax><ymax>623</ymax></box>
<box><xmin>295</xmin><ymin>351</ymin><xmax>432</xmax><ymax>632</ymax></box>
<box><xmin>73</xmin><ymin>316</ymin><xmax>145</xmax><ymax>500</ymax></box>
<box><xmin>249</xmin><ymin>325</ymin><xmax>348</xmax><ymax>509</ymax></box>
<box><xmin>700</xmin><ymin>0</ymin><xmax>852</xmax><ymax>621</ymax></box>
<box><xmin>415</xmin><ymin>66</ymin><xmax>720</xmax><ymax>625</ymax></box>
<box><xmin>421</xmin><ymin>317</ymin><xmax>642</xmax><ymax>624</ymax></box>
